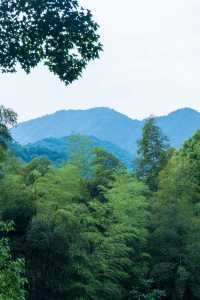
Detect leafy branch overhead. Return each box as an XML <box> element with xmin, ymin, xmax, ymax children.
<box><xmin>0</xmin><ymin>0</ymin><xmax>102</xmax><ymax>84</ymax></box>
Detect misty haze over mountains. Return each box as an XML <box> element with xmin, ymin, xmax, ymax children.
<box><xmin>12</xmin><ymin>107</ymin><xmax>200</xmax><ymax>158</ymax></box>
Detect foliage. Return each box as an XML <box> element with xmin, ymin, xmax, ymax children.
<box><xmin>88</xmin><ymin>147</ymin><xmax>123</xmax><ymax>201</ymax></box>
<box><xmin>0</xmin><ymin>105</ymin><xmax>17</xmax><ymax>152</ymax></box>
<box><xmin>1</xmin><ymin>106</ymin><xmax>200</xmax><ymax>300</ymax></box>
<box><xmin>66</xmin><ymin>135</ymin><xmax>94</xmax><ymax>178</ymax></box>
<box><xmin>136</xmin><ymin>117</ymin><xmax>170</xmax><ymax>191</ymax></box>
<box><xmin>0</xmin><ymin>222</ymin><xmax>26</xmax><ymax>300</ymax></box>
<box><xmin>150</xmin><ymin>136</ymin><xmax>200</xmax><ymax>299</ymax></box>
<box><xmin>0</xmin><ymin>0</ymin><xmax>102</xmax><ymax>84</ymax></box>
<box><xmin>129</xmin><ymin>279</ymin><xmax>165</xmax><ymax>300</ymax></box>
<box><xmin>11</xmin><ymin>135</ymin><xmax>133</xmax><ymax>168</ymax></box>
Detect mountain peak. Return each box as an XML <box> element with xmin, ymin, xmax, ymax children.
<box><xmin>167</xmin><ymin>107</ymin><xmax>199</xmax><ymax>116</ymax></box>
<box><xmin>54</xmin><ymin>107</ymin><xmax>131</xmax><ymax>118</ymax></box>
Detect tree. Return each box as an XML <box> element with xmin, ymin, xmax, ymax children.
<box><xmin>0</xmin><ymin>105</ymin><xmax>17</xmax><ymax>179</ymax></box>
<box><xmin>35</xmin><ymin>163</ymin><xmax>90</xmax><ymax>213</ymax></box>
<box><xmin>25</xmin><ymin>216</ymin><xmax>79</xmax><ymax>300</ymax></box>
<box><xmin>129</xmin><ymin>279</ymin><xmax>165</xmax><ymax>300</ymax></box>
<box><xmin>66</xmin><ymin>135</ymin><xmax>94</xmax><ymax>179</ymax></box>
<box><xmin>0</xmin><ymin>222</ymin><xmax>26</xmax><ymax>300</ymax></box>
<box><xmin>88</xmin><ymin>147</ymin><xmax>123</xmax><ymax>201</ymax></box>
<box><xmin>23</xmin><ymin>157</ymin><xmax>51</xmax><ymax>185</ymax></box>
<box><xmin>180</xmin><ymin>129</ymin><xmax>200</xmax><ymax>186</ymax></box>
<box><xmin>136</xmin><ymin>117</ymin><xmax>170</xmax><ymax>192</ymax></box>
<box><xmin>0</xmin><ymin>172</ymin><xmax>36</xmax><ymax>258</ymax></box>
<box><xmin>150</xmin><ymin>148</ymin><xmax>200</xmax><ymax>299</ymax></box>
<box><xmin>0</xmin><ymin>105</ymin><xmax>17</xmax><ymax>150</ymax></box>
<box><xmin>105</xmin><ymin>172</ymin><xmax>150</xmax><ymax>298</ymax></box>
<box><xmin>24</xmin><ymin>166</ymin><xmax>130</xmax><ymax>300</ymax></box>
<box><xmin>0</xmin><ymin>0</ymin><xmax>102</xmax><ymax>85</ymax></box>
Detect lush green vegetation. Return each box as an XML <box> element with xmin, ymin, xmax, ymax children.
<box><xmin>0</xmin><ymin>221</ymin><xmax>26</xmax><ymax>300</ymax></box>
<box><xmin>1</xmin><ymin>105</ymin><xmax>200</xmax><ymax>299</ymax></box>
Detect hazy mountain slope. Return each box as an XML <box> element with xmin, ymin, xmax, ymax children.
<box><xmin>11</xmin><ymin>107</ymin><xmax>200</xmax><ymax>155</ymax></box>
<box><xmin>11</xmin><ymin>135</ymin><xmax>133</xmax><ymax>168</ymax></box>
<box><xmin>156</xmin><ymin>108</ymin><xmax>200</xmax><ymax>148</ymax></box>
<box><xmin>11</xmin><ymin>108</ymin><xmax>141</xmax><ymax>153</ymax></box>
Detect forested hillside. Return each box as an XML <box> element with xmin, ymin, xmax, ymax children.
<box><xmin>1</xmin><ymin>105</ymin><xmax>200</xmax><ymax>300</ymax></box>
<box><xmin>10</xmin><ymin>135</ymin><xmax>133</xmax><ymax>168</ymax></box>
<box><xmin>12</xmin><ymin>107</ymin><xmax>200</xmax><ymax>155</ymax></box>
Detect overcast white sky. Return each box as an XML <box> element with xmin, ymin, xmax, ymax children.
<box><xmin>0</xmin><ymin>0</ymin><xmax>200</xmax><ymax>122</ymax></box>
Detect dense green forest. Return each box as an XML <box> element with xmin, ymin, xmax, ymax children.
<box><xmin>1</xmin><ymin>104</ymin><xmax>200</xmax><ymax>300</ymax></box>
<box><xmin>0</xmin><ymin>1</ymin><xmax>199</xmax><ymax>299</ymax></box>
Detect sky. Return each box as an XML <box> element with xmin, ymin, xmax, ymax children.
<box><xmin>0</xmin><ymin>0</ymin><xmax>200</xmax><ymax>122</ymax></box>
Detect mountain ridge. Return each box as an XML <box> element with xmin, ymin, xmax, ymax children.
<box><xmin>11</xmin><ymin>135</ymin><xmax>133</xmax><ymax>168</ymax></box>
<box><xmin>11</xmin><ymin>107</ymin><xmax>200</xmax><ymax>156</ymax></box>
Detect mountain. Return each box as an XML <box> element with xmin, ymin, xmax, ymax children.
<box><xmin>11</xmin><ymin>135</ymin><xmax>133</xmax><ymax>168</ymax></box>
<box><xmin>156</xmin><ymin>108</ymin><xmax>200</xmax><ymax>148</ymax></box>
<box><xmin>11</xmin><ymin>107</ymin><xmax>200</xmax><ymax>156</ymax></box>
<box><xmin>11</xmin><ymin>108</ymin><xmax>141</xmax><ymax>154</ymax></box>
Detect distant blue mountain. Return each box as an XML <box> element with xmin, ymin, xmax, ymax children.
<box><xmin>11</xmin><ymin>107</ymin><xmax>200</xmax><ymax>157</ymax></box>
<box><xmin>156</xmin><ymin>108</ymin><xmax>200</xmax><ymax>148</ymax></box>
<box><xmin>11</xmin><ymin>135</ymin><xmax>133</xmax><ymax>168</ymax></box>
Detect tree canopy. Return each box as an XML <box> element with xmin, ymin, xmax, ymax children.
<box><xmin>0</xmin><ymin>0</ymin><xmax>102</xmax><ymax>84</ymax></box>
<box><xmin>136</xmin><ymin>117</ymin><xmax>170</xmax><ymax>192</ymax></box>
<box><xmin>0</xmin><ymin>222</ymin><xmax>26</xmax><ymax>300</ymax></box>
<box><xmin>0</xmin><ymin>105</ymin><xmax>17</xmax><ymax>150</ymax></box>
